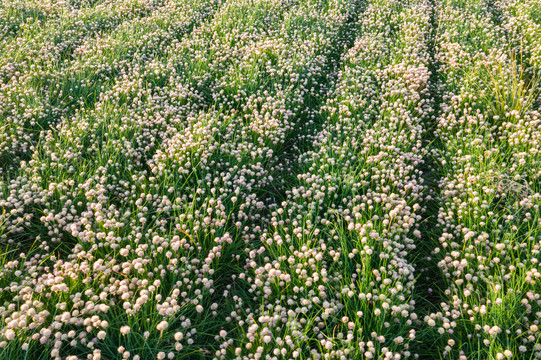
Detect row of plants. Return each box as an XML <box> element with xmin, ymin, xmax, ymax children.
<box><xmin>424</xmin><ymin>0</ymin><xmax>541</xmax><ymax>357</ymax></box>
<box><xmin>226</xmin><ymin>0</ymin><xmax>434</xmax><ymax>358</ymax></box>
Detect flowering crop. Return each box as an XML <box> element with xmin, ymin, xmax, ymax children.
<box><xmin>423</xmin><ymin>0</ymin><xmax>541</xmax><ymax>358</ymax></box>
<box><xmin>225</xmin><ymin>0</ymin><xmax>433</xmax><ymax>358</ymax></box>
<box><xmin>1</xmin><ymin>0</ymin><xmax>541</xmax><ymax>359</ymax></box>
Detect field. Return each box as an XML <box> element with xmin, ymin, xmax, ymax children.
<box><xmin>1</xmin><ymin>0</ymin><xmax>541</xmax><ymax>358</ymax></box>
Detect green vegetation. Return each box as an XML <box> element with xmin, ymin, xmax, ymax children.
<box><xmin>1</xmin><ymin>0</ymin><xmax>540</xmax><ymax>358</ymax></box>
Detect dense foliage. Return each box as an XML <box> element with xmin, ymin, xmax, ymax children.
<box><xmin>0</xmin><ymin>0</ymin><xmax>540</xmax><ymax>359</ymax></box>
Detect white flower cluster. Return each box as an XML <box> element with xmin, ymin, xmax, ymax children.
<box><xmin>0</xmin><ymin>0</ymin><xmax>221</xmax><ymax>173</ymax></box>
<box><xmin>227</xmin><ymin>0</ymin><xmax>433</xmax><ymax>358</ymax></box>
<box><xmin>424</xmin><ymin>0</ymin><xmax>541</xmax><ymax>358</ymax></box>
